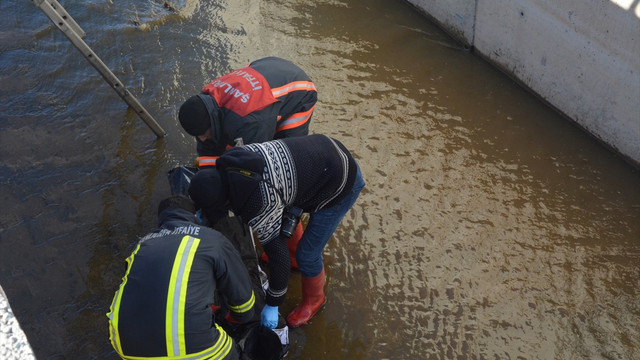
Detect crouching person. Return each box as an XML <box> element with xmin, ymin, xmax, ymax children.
<box><xmin>107</xmin><ymin>195</ymin><xmax>255</xmax><ymax>360</ymax></box>
<box><xmin>187</xmin><ymin>134</ymin><xmax>366</xmax><ymax>329</ymax></box>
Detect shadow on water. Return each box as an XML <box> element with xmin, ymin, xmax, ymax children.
<box><xmin>0</xmin><ymin>0</ymin><xmax>638</xmax><ymax>359</ymax></box>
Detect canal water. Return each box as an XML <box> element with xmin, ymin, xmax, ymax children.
<box><xmin>1</xmin><ymin>0</ymin><xmax>639</xmax><ymax>359</ymax></box>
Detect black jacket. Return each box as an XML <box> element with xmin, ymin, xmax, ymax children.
<box><xmin>107</xmin><ymin>208</ymin><xmax>255</xmax><ymax>358</ymax></box>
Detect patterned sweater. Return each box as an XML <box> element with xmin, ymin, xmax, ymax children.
<box><xmin>216</xmin><ymin>134</ymin><xmax>357</xmax><ymax>305</ymax></box>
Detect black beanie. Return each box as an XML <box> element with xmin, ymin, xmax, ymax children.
<box><xmin>157</xmin><ymin>195</ymin><xmax>196</xmax><ymax>217</ymax></box>
<box><xmin>188</xmin><ymin>168</ymin><xmax>229</xmax><ymax>223</ymax></box>
<box><xmin>178</xmin><ymin>95</ymin><xmax>211</xmax><ymax>136</ymax></box>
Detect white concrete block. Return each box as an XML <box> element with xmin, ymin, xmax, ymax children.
<box><xmin>0</xmin><ymin>286</ymin><xmax>36</xmax><ymax>360</ymax></box>
<box><xmin>474</xmin><ymin>0</ymin><xmax>640</xmax><ymax>164</ymax></box>
<box><xmin>405</xmin><ymin>0</ymin><xmax>640</xmax><ymax>165</ymax></box>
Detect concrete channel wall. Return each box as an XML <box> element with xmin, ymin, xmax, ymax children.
<box><xmin>1</xmin><ymin>285</ymin><xmax>36</xmax><ymax>360</ymax></box>
<box><xmin>406</xmin><ymin>0</ymin><xmax>640</xmax><ymax>167</ymax></box>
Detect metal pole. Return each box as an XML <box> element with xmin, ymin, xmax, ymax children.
<box><xmin>31</xmin><ymin>0</ymin><xmax>166</xmax><ymax>138</ymax></box>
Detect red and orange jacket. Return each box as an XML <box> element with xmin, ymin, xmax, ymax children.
<box><xmin>196</xmin><ymin>57</ymin><xmax>317</xmax><ymax>168</ymax></box>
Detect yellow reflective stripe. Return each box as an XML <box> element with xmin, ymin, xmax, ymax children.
<box><xmin>166</xmin><ymin>236</ymin><xmax>201</xmax><ymax>357</ymax></box>
<box><xmin>228</xmin><ymin>290</ymin><xmax>255</xmax><ymax>314</ymax></box>
<box><xmin>117</xmin><ymin>324</ymin><xmax>232</xmax><ymax>360</ymax></box>
<box><xmin>107</xmin><ymin>244</ymin><xmax>142</xmax><ymax>358</ymax></box>
<box><xmin>209</xmin><ymin>323</ymin><xmax>233</xmax><ymax>360</ymax></box>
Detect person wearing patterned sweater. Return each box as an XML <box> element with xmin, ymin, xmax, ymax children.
<box><xmin>188</xmin><ymin>134</ymin><xmax>365</xmax><ymax>328</ymax></box>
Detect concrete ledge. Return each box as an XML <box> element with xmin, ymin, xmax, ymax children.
<box><xmin>1</xmin><ymin>285</ymin><xmax>36</xmax><ymax>360</ymax></box>
<box><xmin>406</xmin><ymin>0</ymin><xmax>640</xmax><ymax>167</ymax></box>
<box><xmin>405</xmin><ymin>0</ymin><xmax>477</xmax><ymax>47</ymax></box>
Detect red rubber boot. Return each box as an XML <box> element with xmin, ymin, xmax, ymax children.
<box><xmin>260</xmin><ymin>222</ymin><xmax>303</xmax><ymax>270</ymax></box>
<box><xmin>286</xmin><ymin>268</ymin><xmax>326</xmax><ymax>328</ymax></box>
<box><xmin>287</xmin><ymin>222</ymin><xmax>303</xmax><ymax>270</ymax></box>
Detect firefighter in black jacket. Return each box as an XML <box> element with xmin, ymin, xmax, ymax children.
<box><xmin>178</xmin><ymin>56</ymin><xmax>317</xmax><ymax>168</ymax></box>
<box><xmin>107</xmin><ymin>195</ymin><xmax>256</xmax><ymax>360</ymax></box>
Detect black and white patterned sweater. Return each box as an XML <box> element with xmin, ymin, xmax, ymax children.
<box><xmin>216</xmin><ymin>134</ymin><xmax>358</xmax><ymax>305</ymax></box>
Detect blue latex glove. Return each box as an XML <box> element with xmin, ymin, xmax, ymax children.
<box><xmin>261</xmin><ymin>305</ymin><xmax>279</xmax><ymax>329</ymax></box>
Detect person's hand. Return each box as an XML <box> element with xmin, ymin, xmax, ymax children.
<box><xmin>261</xmin><ymin>305</ymin><xmax>279</xmax><ymax>329</ymax></box>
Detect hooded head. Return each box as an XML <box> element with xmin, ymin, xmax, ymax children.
<box><xmin>178</xmin><ymin>95</ymin><xmax>211</xmax><ymax>137</ymax></box>
<box><xmin>156</xmin><ymin>195</ymin><xmax>197</xmax><ymax>227</ymax></box>
<box><xmin>158</xmin><ymin>194</ymin><xmax>196</xmax><ymax>216</ymax></box>
<box><xmin>188</xmin><ymin>168</ymin><xmax>229</xmax><ymax>224</ymax></box>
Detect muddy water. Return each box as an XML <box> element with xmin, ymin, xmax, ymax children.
<box><xmin>1</xmin><ymin>0</ymin><xmax>638</xmax><ymax>359</ymax></box>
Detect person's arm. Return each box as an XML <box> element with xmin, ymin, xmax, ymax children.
<box><xmin>214</xmin><ymin>238</ymin><xmax>256</xmax><ymax>323</ymax></box>
<box><xmin>196</xmin><ymin>138</ymin><xmax>228</xmax><ymax>157</ymax></box>
<box><xmin>195</xmin><ymin>138</ymin><xmax>229</xmax><ymax>168</ymax></box>
<box><xmin>260</xmin><ymin>235</ymin><xmax>290</xmax><ymax>328</ymax></box>
<box><xmin>262</xmin><ymin>235</ymin><xmax>291</xmax><ymax>307</ymax></box>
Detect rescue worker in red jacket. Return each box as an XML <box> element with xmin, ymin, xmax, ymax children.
<box><xmin>178</xmin><ymin>56</ymin><xmax>317</xmax><ymax>168</ymax></box>
<box><xmin>107</xmin><ymin>195</ymin><xmax>256</xmax><ymax>360</ymax></box>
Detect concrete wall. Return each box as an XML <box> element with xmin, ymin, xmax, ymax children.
<box><xmin>404</xmin><ymin>0</ymin><xmax>477</xmax><ymax>47</ymax></box>
<box><xmin>407</xmin><ymin>0</ymin><xmax>640</xmax><ymax>167</ymax></box>
<box><xmin>1</xmin><ymin>285</ymin><xmax>36</xmax><ymax>360</ymax></box>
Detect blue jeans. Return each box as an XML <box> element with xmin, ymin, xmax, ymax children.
<box><xmin>296</xmin><ymin>163</ymin><xmax>366</xmax><ymax>277</ymax></box>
